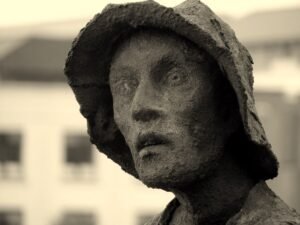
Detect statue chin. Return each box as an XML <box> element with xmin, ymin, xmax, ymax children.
<box><xmin>139</xmin><ymin>174</ymin><xmax>193</xmax><ymax>190</ymax></box>
<box><xmin>137</xmin><ymin>161</ymin><xmax>220</xmax><ymax>190</ymax></box>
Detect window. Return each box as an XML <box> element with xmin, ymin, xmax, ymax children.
<box><xmin>65</xmin><ymin>135</ymin><xmax>92</xmax><ymax>164</ymax></box>
<box><xmin>57</xmin><ymin>212</ymin><xmax>96</xmax><ymax>225</ymax></box>
<box><xmin>0</xmin><ymin>210</ymin><xmax>22</xmax><ymax>225</ymax></box>
<box><xmin>0</xmin><ymin>132</ymin><xmax>22</xmax><ymax>180</ymax></box>
<box><xmin>64</xmin><ymin>134</ymin><xmax>94</xmax><ymax>180</ymax></box>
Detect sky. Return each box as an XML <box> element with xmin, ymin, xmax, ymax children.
<box><xmin>1</xmin><ymin>0</ymin><xmax>300</xmax><ymax>28</ymax></box>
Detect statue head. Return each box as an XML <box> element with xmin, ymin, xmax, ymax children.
<box><xmin>64</xmin><ymin>0</ymin><xmax>278</xmax><ymax>186</ymax></box>
<box><xmin>109</xmin><ymin>28</ymin><xmax>242</xmax><ymax>188</ymax></box>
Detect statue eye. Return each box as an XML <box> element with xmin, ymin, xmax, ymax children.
<box><xmin>121</xmin><ymin>81</ymin><xmax>133</xmax><ymax>93</ymax></box>
<box><xmin>114</xmin><ymin>78</ymin><xmax>138</xmax><ymax>96</ymax></box>
<box><xmin>164</xmin><ymin>69</ymin><xmax>188</xmax><ymax>86</ymax></box>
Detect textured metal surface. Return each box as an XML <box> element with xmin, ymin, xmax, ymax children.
<box><xmin>64</xmin><ymin>0</ymin><xmax>278</xmax><ymax>180</ymax></box>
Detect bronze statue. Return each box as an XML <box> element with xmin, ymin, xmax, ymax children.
<box><xmin>65</xmin><ymin>0</ymin><xmax>300</xmax><ymax>224</ymax></box>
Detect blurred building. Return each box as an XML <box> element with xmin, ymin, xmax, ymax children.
<box><xmin>0</xmin><ymin>7</ymin><xmax>300</xmax><ymax>225</ymax></box>
<box><xmin>0</xmin><ymin>38</ymin><xmax>172</xmax><ymax>225</ymax></box>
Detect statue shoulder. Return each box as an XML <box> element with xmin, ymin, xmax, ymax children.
<box><xmin>227</xmin><ymin>181</ymin><xmax>300</xmax><ymax>225</ymax></box>
<box><xmin>144</xmin><ymin>182</ymin><xmax>300</xmax><ymax>225</ymax></box>
<box><xmin>143</xmin><ymin>198</ymin><xmax>179</xmax><ymax>225</ymax></box>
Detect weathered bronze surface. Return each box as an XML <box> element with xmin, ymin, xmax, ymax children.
<box><xmin>65</xmin><ymin>0</ymin><xmax>300</xmax><ymax>224</ymax></box>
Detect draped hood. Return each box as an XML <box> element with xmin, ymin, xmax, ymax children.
<box><xmin>64</xmin><ymin>0</ymin><xmax>278</xmax><ymax>180</ymax></box>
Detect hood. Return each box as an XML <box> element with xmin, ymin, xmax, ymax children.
<box><xmin>65</xmin><ymin>0</ymin><xmax>278</xmax><ymax>180</ymax></box>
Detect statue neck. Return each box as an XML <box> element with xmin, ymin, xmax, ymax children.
<box><xmin>169</xmin><ymin>153</ymin><xmax>256</xmax><ymax>225</ymax></box>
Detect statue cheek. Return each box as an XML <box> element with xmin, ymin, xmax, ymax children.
<box><xmin>113</xmin><ymin>110</ymin><xmax>133</xmax><ymax>145</ymax></box>
<box><xmin>181</xmin><ymin>104</ymin><xmax>219</xmax><ymax>148</ymax></box>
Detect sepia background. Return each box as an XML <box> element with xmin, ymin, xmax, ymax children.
<box><xmin>1</xmin><ymin>0</ymin><xmax>300</xmax><ymax>224</ymax></box>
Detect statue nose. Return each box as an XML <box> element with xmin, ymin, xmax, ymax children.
<box><xmin>132</xmin><ymin>108</ymin><xmax>161</xmax><ymax>122</ymax></box>
<box><xmin>131</xmin><ymin>81</ymin><xmax>163</xmax><ymax>123</ymax></box>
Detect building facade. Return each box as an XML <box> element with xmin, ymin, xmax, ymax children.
<box><xmin>0</xmin><ymin>7</ymin><xmax>300</xmax><ymax>225</ymax></box>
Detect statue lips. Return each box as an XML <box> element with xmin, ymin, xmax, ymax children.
<box><xmin>135</xmin><ymin>132</ymin><xmax>170</xmax><ymax>158</ymax></box>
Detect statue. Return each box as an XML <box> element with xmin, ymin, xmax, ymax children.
<box><xmin>64</xmin><ymin>0</ymin><xmax>300</xmax><ymax>224</ymax></box>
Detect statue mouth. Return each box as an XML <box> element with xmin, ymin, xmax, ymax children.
<box><xmin>136</xmin><ymin>132</ymin><xmax>170</xmax><ymax>155</ymax></box>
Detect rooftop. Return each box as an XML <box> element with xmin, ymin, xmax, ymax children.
<box><xmin>0</xmin><ymin>7</ymin><xmax>299</xmax><ymax>82</ymax></box>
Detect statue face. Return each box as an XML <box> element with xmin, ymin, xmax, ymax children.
<box><xmin>109</xmin><ymin>31</ymin><xmax>234</xmax><ymax>189</ymax></box>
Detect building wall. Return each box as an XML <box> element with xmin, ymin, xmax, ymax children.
<box><xmin>0</xmin><ymin>82</ymin><xmax>173</xmax><ymax>225</ymax></box>
<box><xmin>1</xmin><ymin>14</ymin><xmax>300</xmax><ymax>225</ymax></box>
<box><xmin>1</xmin><ymin>64</ymin><xmax>300</xmax><ymax>225</ymax></box>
